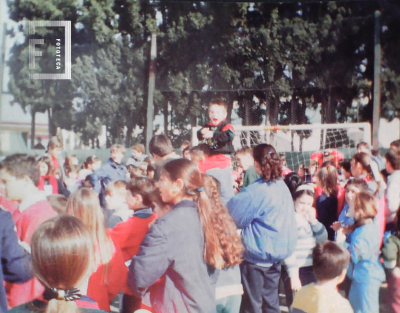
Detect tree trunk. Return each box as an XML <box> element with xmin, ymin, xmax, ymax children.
<box><xmin>30</xmin><ymin>108</ymin><xmax>36</xmax><ymax>149</ymax></box>
<box><xmin>163</xmin><ymin>99</ymin><xmax>168</xmax><ymax>136</ymax></box>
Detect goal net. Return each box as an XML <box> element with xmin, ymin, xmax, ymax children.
<box><xmin>192</xmin><ymin>122</ymin><xmax>371</xmax><ymax>172</ymax></box>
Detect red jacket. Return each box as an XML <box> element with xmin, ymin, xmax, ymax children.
<box><xmin>6</xmin><ymin>200</ymin><xmax>57</xmax><ymax>308</ymax></box>
<box><xmin>87</xmin><ymin>231</ymin><xmax>127</xmax><ymax>312</ymax></box>
<box><xmin>110</xmin><ymin>210</ymin><xmax>156</xmax><ymax>262</ymax></box>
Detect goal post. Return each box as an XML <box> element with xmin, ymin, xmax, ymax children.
<box><xmin>192</xmin><ymin>122</ymin><xmax>371</xmax><ymax>172</ymax></box>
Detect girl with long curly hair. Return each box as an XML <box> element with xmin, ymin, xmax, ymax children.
<box><xmin>202</xmin><ymin>174</ymin><xmax>244</xmax><ymax>313</ymax></box>
<box><xmin>227</xmin><ymin>143</ymin><xmax>297</xmax><ymax>313</ymax></box>
<box><xmin>128</xmin><ymin>158</ymin><xmax>230</xmax><ymax>313</ymax></box>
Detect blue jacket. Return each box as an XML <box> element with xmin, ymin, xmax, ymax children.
<box><xmin>227</xmin><ymin>178</ymin><xmax>297</xmax><ymax>266</ymax></box>
<box><xmin>0</xmin><ymin>207</ymin><xmax>33</xmax><ymax>312</ymax></box>
<box><xmin>127</xmin><ymin>200</ymin><xmax>217</xmax><ymax>313</ymax></box>
<box><xmin>346</xmin><ymin>217</ymin><xmax>385</xmax><ymax>283</ymax></box>
<box><xmin>91</xmin><ymin>159</ymin><xmax>128</xmax><ymax>208</ymax></box>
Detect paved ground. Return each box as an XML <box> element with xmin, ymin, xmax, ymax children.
<box><xmin>110</xmin><ymin>282</ymin><xmax>391</xmax><ymax>313</ymax></box>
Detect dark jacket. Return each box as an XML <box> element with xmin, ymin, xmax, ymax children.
<box><xmin>197</xmin><ymin>121</ymin><xmax>235</xmax><ymax>155</ymax></box>
<box><xmin>127</xmin><ymin>200</ymin><xmax>217</xmax><ymax>313</ymax></box>
<box><xmin>0</xmin><ymin>207</ymin><xmax>33</xmax><ymax>312</ymax></box>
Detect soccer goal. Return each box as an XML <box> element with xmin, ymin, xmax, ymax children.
<box><xmin>192</xmin><ymin>122</ymin><xmax>371</xmax><ymax>172</ymax></box>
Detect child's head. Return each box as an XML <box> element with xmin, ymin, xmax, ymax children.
<box><xmin>253</xmin><ymin>144</ymin><xmax>281</xmax><ymax>182</ymax></box>
<box><xmin>0</xmin><ymin>154</ymin><xmax>40</xmax><ymax>201</ymax></box>
<box><xmin>292</xmin><ymin>184</ymin><xmax>315</xmax><ymax>214</ymax></box>
<box><xmin>47</xmin><ymin>194</ymin><xmax>68</xmax><ymax>214</ymax></box>
<box><xmin>357</xmin><ymin>141</ymin><xmax>371</xmax><ymax>154</ymax></box>
<box><xmin>313</xmin><ymin>241</ymin><xmax>350</xmax><ymax>284</ymax></box>
<box><xmin>149</xmin><ymin>134</ymin><xmax>174</xmax><ymax>160</ymax></box>
<box><xmin>66</xmin><ymin>188</ymin><xmax>105</xmax><ymax>237</ymax></box>
<box><xmin>235</xmin><ymin>147</ymin><xmax>254</xmax><ymax>171</ymax></box>
<box><xmin>105</xmin><ymin>180</ymin><xmax>127</xmax><ymax>210</ymax></box>
<box><xmin>351</xmin><ymin>152</ymin><xmax>372</xmax><ymax>178</ymax></box>
<box><xmin>208</xmin><ymin>99</ymin><xmax>228</xmax><ymax>126</ymax></box>
<box><xmin>284</xmin><ymin>172</ymin><xmax>303</xmax><ymax>195</ymax></box>
<box><xmin>344</xmin><ymin>178</ymin><xmax>368</xmax><ymax>207</ymax></box>
<box><xmin>47</xmin><ymin>137</ymin><xmax>63</xmax><ymax>157</ymax></box>
<box><xmin>65</xmin><ymin>155</ymin><xmax>79</xmax><ymax>167</ymax></box>
<box><xmin>110</xmin><ymin>144</ymin><xmax>126</xmax><ymax>164</ymax></box>
<box><xmin>144</xmin><ymin>157</ymin><xmax>156</xmax><ymax>179</ymax></box>
<box><xmin>132</xmin><ymin>144</ymin><xmax>145</xmax><ymax>160</ymax></box>
<box><xmin>385</xmin><ymin>149</ymin><xmax>400</xmax><ymax>174</ymax></box>
<box><xmin>64</xmin><ymin>164</ymin><xmax>79</xmax><ymax>180</ymax></box>
<box><xmin>84</xmin><ymin>156</ymin><xmax>101</xmax><ymax>172</ymax></box>
<box><xmin>390</xmin><ymin>140</ymin><xmax>400</xmax><ymax>153</ymax></box>
<box><xmin>182</xmin><ymin>145</ymin><xmax>192</xmax><ymax>160</ymax></box>
<box><xmin>338</xmin><ymin>159</ymin><xmax>352</xmax><ymax>180</ymax></box>
<box><xmin>190</xmin><ymin>144</ymin><xmax>211</xmax><ymax>164</ymax></box>
<box><xmin>316</xmin><ymin>161</ymin><xmax>338</xmax><ymax>197</ymax></box>
<box><xmin>349</xmin><ymin>191</ymin><xmax>378</xmax><ymax>223</ymax></box>
<box><xmin>31</xmin><ymin>215</ymin><xmax>94</xmax><ymax>309</ymax></box>
<box><xmin>37</xmin><ymin>155</ymin><xmax>53</xmax><ymax>177</ymax></box>
<box><xmin>126</xmin><ymin>177</ymin><xmax>157</xmax><ymax>210</ymax></box>
<box><xmin>127</xmin><ymin>164</ymin><xmax>143</xmax><ymax>179</ymax></box>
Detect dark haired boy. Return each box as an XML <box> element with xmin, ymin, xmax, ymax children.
<box><xmin>0</xmin><ymin>154</ymin><xmax>56</xmax><ymax>307</ymax></box>
<box><xmin>110</xmin><ymin>177</ymin><xmax>157</xmax><ymax>313</ymax></box>
<box><xmin>148</xmin><ymin>134</ymin><xmax>180</xmax><ymax>181</ymax></box>
<box><xmin>291</xmin><ymin>241</ymin><xmax>353</xmax><ymax>313</ymax></box>
<box><xmin>197</xmin><ymin>99</ymin><xmax>235</xmax><ymax>158</ymax></box>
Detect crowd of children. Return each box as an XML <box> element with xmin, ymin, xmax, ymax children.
<box><xmin>0</xmin><ymin>98</ymin><xmax>400</xmax><ymax>313</ymax></box>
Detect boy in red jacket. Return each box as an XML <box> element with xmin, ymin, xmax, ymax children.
<box><xmin>0</xmin><ymin>154</ymin><xmax>56</xmax><ymax>308</ymax></box>
<box><xmin>110</xmin><ymin>177</ymin><xmax>157</xmax><ymax>313</ymax></box>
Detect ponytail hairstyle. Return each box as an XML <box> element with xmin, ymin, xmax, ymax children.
<box><xmin>284</xmin><ymin>172</ymin><xmax>303</xmax><ymax>196</ymax></box>
<box><xmin>162</xmin><ymin>159</ymin><xmax>222</xmax><ymax>269</ymax></box>
<box><xmin>353</xmin><ymin>191</ymin><xmax>378</xmax><ymax>228</ymax></box>
<box><xmin>253</xmin><ymin>144</ymin><xmax>282</xmax><ymax>182</ymax></box>
<box><xmin>316</xmin><ymin>161</ymin><xmax>338</xmax><ymax>197</ymax></box>
<box><xmin>31</xmin><ymin>215</ymin><xmax>94</xmax><ymax>313</ymax></box>
<box><xmin>201</xmin><ymin>174</ymin><xmax>244</xmax><ymax>268</ymax></box>
<box><xmin>66</xmin><ymin>188</ymin><xmax>113</xmax><ymax>268</ymax></box>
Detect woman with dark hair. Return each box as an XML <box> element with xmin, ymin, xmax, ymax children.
<box><xmin>128</xmin><ymin>158</ymin><xmax>232</xmax><ymax>313</ymax></box>
<box><xmin>227</xmin><ymin>144</ymin><xmax>297</xmax><ymax>313</ymax></box>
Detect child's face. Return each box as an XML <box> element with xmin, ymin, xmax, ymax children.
<box><xmin>350</xmin><ymin>159</ymin><xmax>362</xmax><ymax>177</ymax></box>
<box><xmin>236</xmin><ymin>154</ymin><xmax>253</xmax><ymax>171</ymax></box>
<box><xmin>111</xmin><ymin>150</ymin><xmax>124</xmax><ymax>164</ymax></box>
<box><xmin>106</xmin><ymin>191</ymin><xmax>126</xmax><ymax>210</ymax></box>
<box><xmin>132</xmin><ymin>149</ymin><xmax>142</xmax><ymax>160</ymax></box>
<box><xmin>294</xmin><ymin>193</ymin><xmax>314</xmax><ymax>215</ymax></box>
<box><xmin>386</xmin><ymin>159</ymin><xmax>394</xmax><ymax>174</ymax></box>
<box><xmin>0</xmin><ymin>170</ymin><xmax>28</xmax><ymax>202</ymax></box>
<box><xmin>345</xmin><ymin>185</ymin><xmax>360</xmax><ymax>207</ymax></box>
<box><xmin>208</xmin><ymin>104</ymin><xmax>227</xmax><ymax>126</ymax></box>
<box><xmin>38</xmin><ymin>161</ymin><xmax>49</xmax><ymax>177</ymax></box>
<box><xmin>156</xmin><ymin>173</ymin><xmax>178</xmax><ymax>204</ymax></box>
<box><xmin>91</xmin><ymin>160</ymin><xmax>101</xmax><ymax>172</ymax></box>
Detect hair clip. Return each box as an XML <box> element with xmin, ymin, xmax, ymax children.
<box><xmin>197</xmin><ymin>187</ymin><xmax>205</xmax><ymax>192</ymax></box>
<box><xmin>50</xmin><ymin>287</ymin><xmax>82</xmax><ymax>302</ymax></box>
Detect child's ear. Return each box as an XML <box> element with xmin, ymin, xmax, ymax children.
<box><xmin>134</xmin><ymin>194</ymin><xmax>143</xmax><ymax>203</ymax></box>
<box><xmin>175</xmin><ymin>179</ymin><xmax>185</xmax><ymax>191</ymax></box>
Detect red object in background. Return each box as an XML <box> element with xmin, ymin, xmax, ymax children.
<box><xmin>310</xmin><ymin>149</ymin><xmax>344</xmax><ymax>168</ymax></box>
